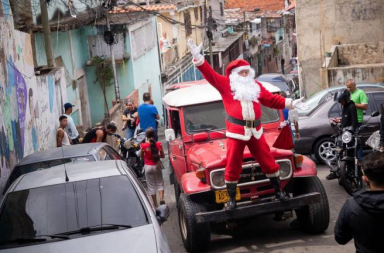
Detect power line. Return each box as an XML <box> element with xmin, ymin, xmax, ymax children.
<box><xmin>5</xmin><ymin>58</ymin><xmax>35</xmax><ymax>80</ymax></box>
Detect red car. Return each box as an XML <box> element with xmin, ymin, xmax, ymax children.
<box><xmin>163</xmin><ymin>80</ymin><xmax>330</xmax><ymax>253</ymax></box>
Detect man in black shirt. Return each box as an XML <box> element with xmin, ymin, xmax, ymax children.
<box><xmin>335</xmin><ymin>151</ymin><xmax>384</xmax><ymax>253</ymax></box>
<box><xmin>82</xmin><ymin>123</ymin><xmax>117</xmax><ymax>143</ymax></box>
<box><xmin>327</xmin><ymin>89</ymin><xmax>358</xmax><ymax>180</ymax></box>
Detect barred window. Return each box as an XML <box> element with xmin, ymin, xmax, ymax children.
<box><xmin>194</xmin><ymin>8</ymin><xmax>199</xmax><ymax>20</ymax></box>
<box><xmin>184</xmin><ymin>11</ymin><xmax>192</xmax><ymax>36</ymax></box>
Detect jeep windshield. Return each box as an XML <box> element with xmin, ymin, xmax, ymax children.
<box><xmin>0</xmin><ymin>176</ymin><xmax>148</xmax><ymax>248</ymax></box>
<box><xmin>184</xmin><ymin>101</ymin><xmax>280</xmax><ymax>134</ymax></box>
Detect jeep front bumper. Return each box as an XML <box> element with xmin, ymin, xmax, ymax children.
<box><xmin>195</xmin><ymin>192</ymin><xmax>320</xmax><ymax>223</ymax></box>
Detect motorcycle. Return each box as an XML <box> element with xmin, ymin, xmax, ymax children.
<box><xmin>112</xmin><ymin>132</ymin><xmax>146</xmax><ymax>179</ymax></box>
<box><xmin>325</xmin><ymin>111</ymin><xmax>380</xmax><ymax>195</ymax></box>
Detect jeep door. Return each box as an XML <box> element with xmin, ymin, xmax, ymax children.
<box><xmin>168</xmin><ymin>109</ymin><xmax>187</xmax><ymax>182</ymax></box>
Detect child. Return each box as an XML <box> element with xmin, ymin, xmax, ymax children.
<box><xmin>141</xmin><ymin>127</ymin><xmax>165</xmax><ymax>207</ymax></box>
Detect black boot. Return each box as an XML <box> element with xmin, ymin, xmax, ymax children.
<box><xmin>225</xmin><ymin>183</ymin><xmax>237</xmax><ymax>211</ymax></box>
<box><xmin>269</xmin><ymin>177</ymin><xmax>288</xmax><ymax>201</ymax></box>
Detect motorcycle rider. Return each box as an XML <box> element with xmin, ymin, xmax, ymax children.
<box><xmin>326</xmin><ymin>89</ymin><xmax>358</xmax><ymax>180</ymax></box>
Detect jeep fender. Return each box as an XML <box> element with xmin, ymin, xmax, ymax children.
<box><xmin>293</xmin><ymin>155</ymin><xmax>317</xmax><ymax>177</ymax></box>
<box><xmin>181</xmin><ymin>172</ymin><xmax>211</xmax><ymax>195</ymax></box>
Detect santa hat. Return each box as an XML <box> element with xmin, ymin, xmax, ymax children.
<box><xmin>225</xmin><ymin>59</ymin><xmax>251</xmax><ymax>77</ymax></box>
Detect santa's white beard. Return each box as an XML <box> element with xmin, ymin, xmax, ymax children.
<box><xmin>229</xmin><ymin>69</ymin><xmax>260</xmax><ymax>102</ymax></box>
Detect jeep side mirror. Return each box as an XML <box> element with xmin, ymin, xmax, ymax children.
<box><xmin>165</xmin><ymin>129</ymin><xmax>175</xmax><ymax>142</ymax></box>
<box><xmin>371</xmin><ymin>111</ymin><xmax>380</xmax><ymax>117</ymax></box>
<box><xmin>156</xmin><ymin>204</ymin><xmax>170</xmax><ymax>225</ymax></box>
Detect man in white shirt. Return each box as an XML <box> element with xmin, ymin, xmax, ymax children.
<box><xmin>63</xmin><ymin>103</ymin><xmax>80</xmax><ymax>144</ymax></box>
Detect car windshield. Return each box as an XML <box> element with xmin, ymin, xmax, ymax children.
<box><xmin>269</xmin><ymin>82</ymin><xmax>289</xmax><ymax>91</ymax></box>
<box><xmin>7</xmin><ymin>156</ymin><xmax>96</xmax><ymax>189</ymax></box>
<box><xmin>300</xmin><ymin>90</ymin><xmax>335</xmax><ymax>115</ymax></box>
<box><xmin>184</xmin><ymin>101</ymin><xmax>280</xmax><ymax>133</ymax></box>
<box><xmin>0</xmin><ymin>176</ymin><xmax>148</xmax><ymax>245</ymax></box>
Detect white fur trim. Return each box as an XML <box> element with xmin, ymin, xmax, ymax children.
<box><xmin>193</xmin><ymin>56</ymin><xmax>205</xmax><ymax>67</ymax></box>
<box><xmin>285</xmin><ymin>98</ymin><xmax>293</xmax><ymax>109</ymax></box>
<box><xmin>266</xmin><ymin>171</ymin><xmax>280</xmax><ymax>178</ymax></box>
<box><xmin>232</xmin><ymin>65</ymin><xmax>251</xmax><ymax>73</ymax></box>
<box><xmin>226</xmin><ymin>131</ymin><xmax>251</xmax><ymax>141</ymax></box>
<box><xmin>225</xmin><ymin>180</ymin><xmax>238</xmax><ymax>183</ymax></box>
<box><xmin>251</xmin><ymin>127</ymin><xmax>263</xmax><ymax>139</ymax></box>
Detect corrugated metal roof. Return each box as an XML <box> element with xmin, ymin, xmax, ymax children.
<box><xmin>110</xmin><ymin>4</ymin><xmax>177</xmax><ymax>13</ymax></box>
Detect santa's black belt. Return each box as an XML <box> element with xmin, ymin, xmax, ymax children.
<box><xmin>226</xmin><ymin>115</ymin><xmax>261</xmax><ymax>129</ymax></box>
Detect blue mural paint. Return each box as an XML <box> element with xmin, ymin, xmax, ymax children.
<box><xmin>14</xmin><ymin>66</ymin><xmax>27</xmax><ymax>153</ymax></box>
<box><xmin>2</xmin><ymin>0</ymin><xmax>10</xmax><ymax>21</ymax></box>
<box><xmin>32</xmin><ymin>127</ymin><xmax>37</xmax><ymax>151</ymax></box>
<box><xmin>48</xmin><ymin>75</ymin><xmax>54</xmax><ymax>113</ymax></box>
<box><xmin>11</xmin><ymin>120</ymin><xmax>23</xmax><ymax>160</ymax></box>
<box><xmin>6</xmin><ymin>56</ymin><xmax>15</xmax><ymax>95</ymax></box>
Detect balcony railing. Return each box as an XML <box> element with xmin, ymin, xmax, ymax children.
<box><xmin>161</xmin><ymin>45</ymin><xmax>179</xmax><ymax>72</ymax></box>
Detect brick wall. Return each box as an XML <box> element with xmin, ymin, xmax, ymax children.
<box><xmin>225</xmin><ymin>0</ymin><xmax>285</xmax><ymax>11</ymax></box>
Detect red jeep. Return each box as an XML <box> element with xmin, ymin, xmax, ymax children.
<box><xmin>163</xmin><ymin>81</ymin><xmax>330</xmax><ymax>253</ymax></box>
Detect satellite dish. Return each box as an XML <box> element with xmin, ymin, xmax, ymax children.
<box><xmin>104</xmin><ymin>31</ymin><xmax>114</xmax><ymax>45</ymax></box>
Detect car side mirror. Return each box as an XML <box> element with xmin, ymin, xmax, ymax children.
<box><xmin>156</xmin><ymin>204</ymin><xmax>170</xmax><ymax>224</ymax></box>
<box><xmin>165</xmin><ymin>129</ymin><xmax>175</xmax><ymax>142</ymax></box>
<box><xmin>371</xmin><ymin>111</ymin><xmax>380</xmax><ymax>117</ymax></box>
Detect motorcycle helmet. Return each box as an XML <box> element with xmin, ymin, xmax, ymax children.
<box><xmin>334</xmin><ymin>88</ymin><xmax>350</xmax><ymax>103</ymax></box>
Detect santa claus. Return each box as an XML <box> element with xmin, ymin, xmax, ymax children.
<box><xmin>188</xmin><ymin>39</ymin><xmax>305</xmax><ymax>210</ymax></box>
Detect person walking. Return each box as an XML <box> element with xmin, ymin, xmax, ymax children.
<box><xmin>63</xmin><ymin>103</ymin><xmax>80</xmax><ymax>144</ymax></box>
<box><xmin>140</xmin><ymin>128</ymin><xmax>165</xmax><ymax>208</ymax></box>
<box><xmin>346</xmin><ymin>79</ymin><xmax>368</xmax><ymax>160</ymax></box>
<box><xmin>57</xmin><ymin>116</ymin><xmax>71</xmax><ymax>147</ymax></box>
<box><xmin>122</xmin><ymin>100</ymin><xmax>138</xmax><ymax>139</ymax></box>
<box><xmin>81</xmin><ymin>123</ymin><xmax>117</xmax><ymax>143</ymax></box>
<box><xmin>334</xmin><ymin>151</ymin><xmax>384</xmax><ymax>253</ymax></box>
<box><xmin>138</xmin><ymin>93</ymin><xmax>160</xmax><ymax>140</ymax></box>
<box><xmin>281</xmin><ymin>58</ymin><xmax>285</xmax><ymax>75</ymax></box>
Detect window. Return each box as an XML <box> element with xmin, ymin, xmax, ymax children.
<box><xmin>99</xmin><ymin>148</ymin><xmax>112</xmax><ymax>160</ymax></box>
<box><xmin>219</xmin><ymin>3</ymin><xmax>224</xmax><ymax>16</ymax></box>
<box><xmin>105</xmin><ymin>146</ymin><xmax>123</xmax><ymax>160</ymax></box>
<box><xmin>0</xmin><ymin>176</ymin><xmax>148</xmax><ymax>245</ymax></box>
<box><xmin>194</xmin><ymin>7</ymin><xmax>199</xmax><ymax>20</ymax></box>
<box><xmin>170</xmin><ymin>110</ymin><xmax>182</xmax><ymax>138</ymax></box>
<box><xmin>329</xmin><ymin>103</ymin><xmax>342</xmax><ymax>118</ymax></box>
<box><xmin>184</xmin><ymin>11</ymin><xmax>192</xmax><ymax>37</ymax></box>
<box><xmin>373</xmin><ymin>93</ymin><xmax>384</xmax><ymax>112</ymax></box>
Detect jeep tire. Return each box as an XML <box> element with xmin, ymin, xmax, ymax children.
<box><xmin>178</xmin><ymin>193</ymin><xmax>210</xmax><ymax>252</ymax></box>
<box><xmin>293</xmin><ymin>177</ymin><xmax>330</xmax><ymax>234</ymax></box>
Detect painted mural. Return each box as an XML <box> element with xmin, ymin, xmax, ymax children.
<box><xmin>0</xmin><ymin>1</ymin><xmax>68</xmax><ymax>191</ymax></box>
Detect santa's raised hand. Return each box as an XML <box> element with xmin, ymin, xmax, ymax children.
<box><xmin>187</xmin><ymin>39</ymin><xmax>203</xmax><ymax>61</ymax></box>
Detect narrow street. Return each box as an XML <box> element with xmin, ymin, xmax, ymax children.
<box><xmin>160</xmin><ymin>141</ymin><xmax>354</xmax><ymax>253</ymax></box>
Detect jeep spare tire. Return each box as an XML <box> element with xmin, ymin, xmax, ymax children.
<box><xmin>178</xmin><ymin>193</ymin><xmax>210</xmax><ymax>252</ymax></box>
<box><xmin>293</xmin><ymin>177</ymin><xmax>330</xmax><ymax>233</ymax></box>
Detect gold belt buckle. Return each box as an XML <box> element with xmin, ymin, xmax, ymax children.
<box><xmin>245</xmin><ymin>120</ymin><xmax>254</xmax><ymax>128</ymax></box>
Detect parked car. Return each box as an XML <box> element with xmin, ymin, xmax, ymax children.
<box><xmin>2</xmin><ymin>143</ymin><xmax>123</xmax><ymax>194</ymax></box>
<box><xmin>0</xmin><ymin>160</ymin><xmax>171</xmax><ymax>252</ymax></box>
<box><xmin>256</xmin><ymin>73</ymin><xmax>295</xmax><ymax>97</ymax></box>
<box><xmin>163</xmin><ymin>81</ymin><xmax>330</xmax><ymax>252</ymax></box>
<box><xmin>298</xmin><ymin>83</ymin><xmax>384</xmax><ymax>116</ymax></box>
<box><xmin>295</xmin><ymin>87</ymin><xmax>384</xmax><ymax>163</ymax></box>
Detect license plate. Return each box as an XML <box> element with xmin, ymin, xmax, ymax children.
<box><xmin>215</xmin><ymin>188</ymin><xmax>241</xmax><ymax>204</ymax></box>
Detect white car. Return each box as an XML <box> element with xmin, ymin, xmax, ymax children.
<box><xmin>0</xmin><ymin>160</ymin><xmax>171</xmax><ymax>253</ymax></box>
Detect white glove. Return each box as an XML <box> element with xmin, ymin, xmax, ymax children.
<box><xmin>187</xmin><ymin>39</ymin><xmax>203</xmax><ymax>61</ymax></box>
<box><xmin>292</xmin><ymin>98</ymin><xmax>309</xmax><ymax>111</ymax></box>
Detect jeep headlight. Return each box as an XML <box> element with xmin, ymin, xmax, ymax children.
<box><xmin>342</xmin><ymin>131</ymin><xmax>353</xmax><ymax>144</ymax></box>
<box><xmin>279</xmin><ymin>162</ymin><xmax>291</xmax><ymax>178</ymax></box>
<box><xmin>211</xmin><ymin>171</ymin><xmax>225</xmax><ymax>188</ymax></box>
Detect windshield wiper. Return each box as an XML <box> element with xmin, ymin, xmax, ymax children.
<box><xmin>64</xmin><ymin>224</ymin><xmax>133</xmax><ymax>235</ymax></box>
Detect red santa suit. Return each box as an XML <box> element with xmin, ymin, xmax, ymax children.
<box><xmin>194</xmin><ymin>58</ymin><xmax>292</xmax><ymax>183</ymax></box>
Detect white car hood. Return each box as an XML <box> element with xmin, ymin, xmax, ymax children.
<box><xmin>1</xmin><ymin>224</ymin><xmax>158</xmax><ymax>253</ymax></box>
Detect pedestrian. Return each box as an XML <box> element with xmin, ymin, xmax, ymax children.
<box><xmin>327</xmin><ymin>89</ymin><xmax>358</xmax><ymax>180</ymax></box>
<box><xmin>346</xmin><ymin>79</ymin><xmax>368</xmax><ymax>160</ymax></box>
<box><xmin>57</xmin><ymin>116</ymin><xmax>71</xmax><ymax>147</ymax></box>
<box><xmin>63</xmin><ymin>103</ymin><xmax>80</xmax><ymax>144</ymax></box>
<box><xmin>334</xmin><ymin>151</ymin><xmax>384</xmax><ymax>253</ymax></box>
<box><xmin>290</xmin><ymin>56</ymin><xmax>297</xmax><ymax>70</ymax></box>
<box><xmin>140</xmin><ymin>127</ymin><xmax>165</xmax><ymax>208</ymax></box>
<box><xmin>122</xmin><ymin>100</ymin><xmax>138</xmax><ymax>139</ymax></box>
<box><xmin>187</xmin><ymin>39</ymin><xmax>305</xmax><ymax>210</ymax></box>
<box><xmin>81</xmin><ymin>123</ymin><xmax>117</xmax><ymax>143</ymax></box>
<box><xmin>281</xmin><ymin>58</ymin><xmax>285</xmax><ymax>75</ymax></box>
<box><xmin>138</xmin><ymin>92</ymin><xmax>160</xmax><ymax>140</ymax></box>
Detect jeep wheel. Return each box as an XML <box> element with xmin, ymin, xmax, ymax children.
<box><xmin>314</xmin><ymin>137</ymin><xmax>336</xmax><ymax>164</ymax></box>
<box><xmin>293</xmin><ymin>177</ymin><xmax>330</xmax><ymax>234</ymax></box>
<box><xmin>178</xmin><ymin>194</ymin><xmax>210</xmax><ymax>252</ymax></box>
<box><xmin>174</xmin><ymin>173</ymin><xmax>181</xmax><ymax>207</ymax></box>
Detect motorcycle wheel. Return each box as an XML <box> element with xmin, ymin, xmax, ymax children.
<box><xmin>340</xmin><ymin>161</ymin><xmax>363</xmax><ymax>196</ymax></box>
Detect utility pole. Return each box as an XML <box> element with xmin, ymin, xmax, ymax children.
<box><xmin>106</xmin><ymin>11</ymin><xmax>121</xmax><ymax>103</ymax></box>
<box><xmin>206</xmin><ymin>1</ymin><xmax>213</xmax><ymax>66</ymax></box>
<box><xmin>40</xmin><ymin>0</ymin><xmax>55</xmax><ymax>67</ymax></box>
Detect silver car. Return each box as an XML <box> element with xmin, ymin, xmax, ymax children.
<box><xmin>0</xmin><ymin>160</ymin><xmax>171</xmax><ymax>253</ymax></box>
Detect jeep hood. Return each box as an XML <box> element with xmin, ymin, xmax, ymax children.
<box><xmin>186</xmin><ymin>131</ymin><xmax>293</xmax><ymax>169</ymax></box>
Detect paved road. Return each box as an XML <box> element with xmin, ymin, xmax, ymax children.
<box><xmin>160</xmin><ymin>153</ymin><xmax>355</xmax><ymax>253</ymax></box>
